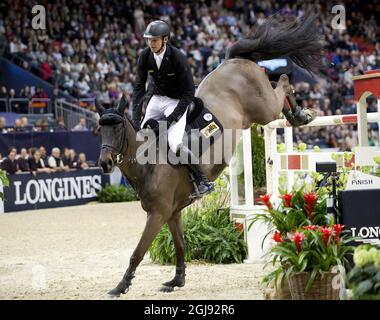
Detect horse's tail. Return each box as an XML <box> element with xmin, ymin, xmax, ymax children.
<box><xmin>225</xmin><ymin>11</ymin><xmax>324</xmax><ymax>73</ymax></box>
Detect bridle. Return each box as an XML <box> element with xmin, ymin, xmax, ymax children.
<box><xmin>100</xmin><ymin>115</ymin><xmax>129</xmax><ymax>165</ymax></box>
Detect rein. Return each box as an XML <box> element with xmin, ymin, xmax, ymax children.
<box><xmin>101</xmin><ymin>116</ymin><xmax>131</xmax><ymax>165</ymax></box>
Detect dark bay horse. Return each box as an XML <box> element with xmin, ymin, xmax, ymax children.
<box><xmin>96</xmin><ymin>13</ymin><xmax>323</xmax><ymax>297</ymax></box>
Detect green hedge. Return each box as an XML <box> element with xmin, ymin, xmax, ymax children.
<box><xmin>236</xmin><ymin>124</ymin><xmax>266</xmax><ymax>191</ymax></box>
<box><xmin>149</xmin><ymin>174</ymin><xmax>247</xmax><ymax>264</ymax></box>
<box><xmin>97</xmin><ymin>184</ymin><xmax>138</xmax><ymax>203</ymax></box>
<box><xmin>0</xmin><ymin>169</ymin><xmax>9</xmax><ymax>200</ymax></box>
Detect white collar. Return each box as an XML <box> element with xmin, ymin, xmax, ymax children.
<box><xmin>153</xmin><ymin>45</ymin><xmax>166</xmax><ymax>59</ymax></box>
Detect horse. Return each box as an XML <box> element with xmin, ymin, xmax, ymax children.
<box><xmin>96</xmin><ymin>12</ymin><xmax>323</xmax><ymax>297</ymax></box>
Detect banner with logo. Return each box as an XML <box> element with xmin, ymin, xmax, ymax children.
<box><xmin>339</xmin><ymin>188</ymin><xmax>380</xmax><ymax>245</ymax></box>
<box><xmin>2</xmin><ymin>169</ymin><xmax>110</xmax><ymax>213</ymax></box>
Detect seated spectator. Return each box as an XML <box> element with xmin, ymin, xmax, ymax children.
<box><xmin>9</xmin><ymin>88</ymin><xmax>20</xmax><ymax>112</ymax></box>
<box><xmin>48</xmin><ymin>147</ymin><xmax>69</xmax><ymax>172</ymax></box>
<box><xmin>18</xmin><ymin>86</ymin><xmax>32</xmax><ymax>113</ymax></box>
<box><xmin>54</xmin><ymin>119</ymin><xmax>68</xmax><ymax>132</ymax></box>
<box><xmin>76</xmin><ymin>73</ymin><xmax>91</xmax><ymax>97</ymax></box>
<box><xmin>29</xmin><ymin>148</ymin><xmax>52</xmax><ymax>175</ymax></box>
<box><xmin>0</xmin><ymin>86</ymin><xmax>7</xmax><ymax>98</ymax></box>
<box><xmin>20</xmin><ymin>117</ymin><xmax>32</xmax><ymax>131</ymax></box>
<box><xmin>13</xmin><ymin>119</ymin><xmax>26</xmax><ymax>132</ymax></box>
<box><xmin>17</xmin><ymin>148</ymin><xmax>30</xmax><ymax>172</ymax></box>
<box><xmin>35</xmin><ymin>119</ymin><xmax>50</xmax><ymax>132</ymax></box>
<box><xmin>41</xmin><ymin>57</ymin><xmax>53</xmax><ymax>81</ymax></box>
<box><xmin>76</xmin><ymin>153</ymin><xmax>89</xmax><ymax>170</ymax></box>
<box><xmin>72</xmin><ymin>117</ymin><xmax>89</xmax><ymax>131</ymax></box>
<box><xmin>0</xmin><ymin>86</ymin><xmax>8</xmax><ymax>111</ymax></box>
<box><xmin>32</xmin><ymin>86</ymin><xmax>48</xmax><ymax>114</ymax></box>
<box><xmin>0</xmin><ymin>117</ymin><xmax>8</xmax><ymax>133</ymax></box>
<box><xmin>39</xmin><ymin>146</ymin><xmax>49</xmax><ymax>166</ymax></box>
<box><xmin>69</xmin><ymin>149</ymin><xmax>78</xmax><ymax>166</ymax></box>
<box><xmin>1</xmin><ymin>148</ymin><xmax>20</xmax><ymax>174</ymax></box>
<box><xmin>62</xmin><ymin>147</ymin><xmax>73</xmax><ymax>167</ymax></box>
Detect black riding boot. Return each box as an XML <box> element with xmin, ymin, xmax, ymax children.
<box><xmin>177</xmin><ymin>145</ymin><xmax>214</xmax><ymax>199</ymax></box>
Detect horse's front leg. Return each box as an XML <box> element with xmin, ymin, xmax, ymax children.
<box><xmin>160</xmin><ymin>213</ymin><xmax>186</xmax><ymax>292</ymax></box>
<box><xmin>108</xmin><ymin>212</ymin><xmax>166</xmax><ymax>297</ymax></box>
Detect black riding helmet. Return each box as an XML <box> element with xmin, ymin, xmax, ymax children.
<box><xmin>143</xmin><ymin>20</ymin><xmax>170</xmax><ymax>39</ymax></box>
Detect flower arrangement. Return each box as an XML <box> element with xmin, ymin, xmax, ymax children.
<box><xmin>269</xmin><ymin>224</ymin><xmax>352</xmax><ymax>292</ymax></box>
<box><xmin>347</xmin><ymin>244</ymin><xmax>380</xmax><ymax>300</ymax></box>
<box><xmin>249</xmin><ymin>185</ymin><xmax>329</xmax><ymax>238</ymax></box>
<box><xmin>249</xmin><ymin>185</ymin><xmax>354</xmax><ymax>297</ymax></box>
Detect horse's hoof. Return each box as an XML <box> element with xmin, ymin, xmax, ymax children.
<box><xmin>159</xmin><ymin>285</ymin><xmax>174</xmax><ymax>293</ymax></box>
<box><xmin>304</xmin><ymin>109</ymin><xmax>317</xmax><ymax>124</ymax></box>
<box><xmin>162</xmin><ymin>279</ymin><xmax>185</xmax><ymax>288</ymax></box>
<box><xmin>107</xmin><ymin>287</ymin><xmax>128</xmax><ymax>297</ymax></box>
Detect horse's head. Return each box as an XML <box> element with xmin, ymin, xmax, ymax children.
<box><xmin>96</xmin><ymin>96</ymin><xmax>128</xmax><ymax>173</ymax></box>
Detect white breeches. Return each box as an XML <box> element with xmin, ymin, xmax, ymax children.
<box><xmin>140</xmin><ymin>95</ymin><xmax>188</xmax><ymax>153</ymax></box>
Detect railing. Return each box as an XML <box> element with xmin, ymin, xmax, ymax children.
<box><xmin>8</xmin><ymin>98</ymin><xmax>29</xmax><ymax>113</ymax></box>
<box><xmin>264</xmin><ymin>112</ymin><xmax>380</xmax><ymax>196</ymax></box>
<box><xmin>55</xmin><ymin>99</ymin><xmax>98</xmax><ymax>130</ymax></box>
<box><xmin>30</xmin><ymin>98</ymin><xmax>52</xmax><ymax>114</ymax></box>
<box><xmin>78</xmin><ymin>98</ymin><xmax>95</xmax><ymax>109</ymax></box>
<box><xmin>4</xmin><ymin>98</ymin><xmax>52</xmax><ymax>114</ymax></box>
<box><xmin>0</xmin><ymin>98</ymin><xmax>8</xmax><ymax>112</ymax></box>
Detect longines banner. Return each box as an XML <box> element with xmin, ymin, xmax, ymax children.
<box><xmin>2</xmin><ymin>169</ymin><xmax>110</xmax><ymax>213</ymax></box>
<box><xmin>339</xmin><ymin>188</ymin><xmax>380</xmax><ymax>245</ymax></box>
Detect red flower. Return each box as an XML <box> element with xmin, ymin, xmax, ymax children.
<box><xmin>272</xmin><ymin>231</ymin><xmax>283</xmax><ymax>243</ymax></box>
<box><xmin>280</xmin><ymin>193</ymin><xmax>292</xmax><ymax>207</ymax></box>
<box><xmin>257</xmin><ymin>194</ymin><xmax>273</xmax><ymax>210</ymax></box>
<box><xmin>291</xmin><ymin>231</ymin><xmax>305</xmax><ymax>252</ymax></box>
<box><xmin>302</xmin><ymin>225</ymin><xmax>318</xmax><ymax>231</ymax></box>
<box><xmin>319</xmin><ymin>226</ymin><xmax>332</xmax><ymax>246</ymax></box>
<box><xmin>333</xmin><ymin>224</ymin><xmax>345</xmax><ymax>243</ymax></box>
<box><xmin>304</xmin><ymin>192</ymin><xmax>318</xmax><ymax>219</ymax></box>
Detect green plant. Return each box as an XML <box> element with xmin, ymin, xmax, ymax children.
<box><xmin>248</xmin><ymin>184</ymin><xmax>329</xmax><ymax>238</ymax></box>
<box><xmin>347</xmin><ymin>244</ymin><xmax>380</xmax><ymax>300</ymax></box>
<box><xmin>268</xmin><ymin>225</ymin><xmax>353</xmax><ymax>291</ymax></box>
<box><xmin>237</xmin><ymin>124</ymin><xmax>266</xmax><ymax>191</ymax></box>
<box><xmin>149</xmin><ymin>173</ymin><xmax>247</xmax><ymax>264</ymax></box>
<box><xmin>0</xmin><ymin>169</ymin><xmax>9</xmax><ymax>200</ymax></box>
<box><xmin>251</xmin><ymin>124</ymin><xmax>266</xmax><ymax>188</ymax></box>
<box><xmin>149</xmin><ymin>207</ymin><xmax>247</xmax><ymax>264</ymax></box>
<box><xmin>97</xmin><ymin>184</ymin><xmax>138</xmax><ymax>203</ymax></box>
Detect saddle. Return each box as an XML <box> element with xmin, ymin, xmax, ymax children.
<box><xmin>184</xmin><ymin>97</ymin><xmax>224</xmax><ymax>156</ymax></box>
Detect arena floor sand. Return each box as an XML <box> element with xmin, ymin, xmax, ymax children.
<box><xmin>0</xmin><ymin>202</ymin><xmax>266</xmax><ymax>300</ymax></box>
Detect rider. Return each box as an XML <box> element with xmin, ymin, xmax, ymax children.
<box><xmin>131</xmin><ymin>20</ymin><xmax>214</xmax><ymax>199</ymax></box>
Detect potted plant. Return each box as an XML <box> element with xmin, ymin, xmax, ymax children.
<box><xmin>249</xmin><ymin>185</ymin><xmax>353</xmax><ymax>299</ymax></box>
<box><xmin>269</xmin><ymin>224</ymin><xmax>352</xmax><ymax>299</ymax></box>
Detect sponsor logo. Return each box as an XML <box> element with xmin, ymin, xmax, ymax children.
<box><xmin>14</xmin><ymin>175</ymin><xmax>102</xmax><ymax>205</ymax></box>
<box><xmin>203</xmin><ymin>113</ymin><xmax>213</xmax><ymax>121</ymax></box>
<box><xmin>351</xmin><ymin>226</ymin><xmax>380</xmax><ymax>244</ymax></box>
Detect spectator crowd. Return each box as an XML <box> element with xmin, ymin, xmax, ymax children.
<box><xmin>0</xmin><ymin>145</ymin><xmax>91</xmax><ymax>175</ymax></box>
<box><xmin>0</xmin><ymin>0</ymin><xmax>379</xmax><ymax>150</ymax></box>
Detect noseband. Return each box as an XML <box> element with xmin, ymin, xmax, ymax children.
<box><xmin>99</xmin><ymin>113</ymin><xmax>128</xmax><ymax>165</ymax></box>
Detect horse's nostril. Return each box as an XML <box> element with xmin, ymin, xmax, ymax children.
<box><xmin>108</xmin><ymin>159</ymin><xmax>113</xmax><ymax>167</ymax></box>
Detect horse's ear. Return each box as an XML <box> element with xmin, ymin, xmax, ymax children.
<box><xmin>95</xmin><ymin>98</ymin><xmax>105</xmax><ymax>115</ymax></box>
<box><xmin>116</xmin><ymin>94</ymin><xmax>127</xmax><ymax>114</ymax></box>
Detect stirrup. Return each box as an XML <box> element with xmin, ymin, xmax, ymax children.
<box><xmin>189</xmin><ymin>180</ymin><xmax>214</xmax><ymax>199</ymax></box>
